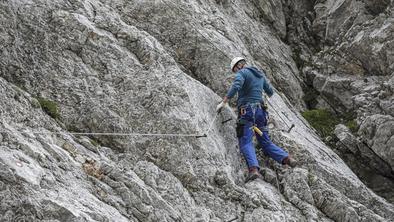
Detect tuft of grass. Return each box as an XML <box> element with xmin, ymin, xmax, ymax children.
<box><xmin>302</xmin><ymin>109</ymin><xmax>340</xmax><ymax>139</ymax></box>
<box><xmin>90</xmin><ymin>138</ymin><xmax>100</xmax><ymax>147</ymax></box>
<box><xmin>31</xmin><ymin>98</ymin><xmax>41</xmax><ymax>109</ymax></box>
<box><xmin>345</xmin><ymin>119</ymin><xmax>358</xmax><ymax>133</ymax></box>
<box><xmin>37</xmin><ymin>97</ymin><xmax>60</xmax><ymax>120</ymax></box>
<box><xmin>308</xmin><ymin>172</ymin><xmax>317</xmax><ymax>185</ymax></box>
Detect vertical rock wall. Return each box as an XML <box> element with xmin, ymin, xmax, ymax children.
<box><xmin>0</xmin><ymin>0</ymin><xmax>393</xmax><ymax>221</ymax></box>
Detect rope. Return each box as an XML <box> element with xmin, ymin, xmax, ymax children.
<box><xmin>266</xmin><ymin>98</ymin><xmax>291</xmax><ymax>129</ymax></box>
<box><xmin>0</xmin><ymin>131</ymin><xmax>202</xmax><ymax>137</ymax></box>
<box><xmin>205</xmin><ymin>111</ymin><xmax>220</xmax><ymax>134</ymax></box>
<box><xmin>0</xmin><ymin>112</ymin><xmax>221</xmax><ymax>138</ymax></box>
<box><xmin>275</xmin><ymin>171</ymin><xmax>288</xmax><ymax>222</ymax></box>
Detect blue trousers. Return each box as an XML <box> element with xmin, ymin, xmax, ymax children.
<box><xmin>237</xmin><ymin>104</ymin><xmax>288</xmax><ymax>168</ymax></box>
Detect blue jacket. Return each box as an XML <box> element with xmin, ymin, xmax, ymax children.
<box><xmin>226</xmin><ymin>67</ymin><xmax>273</xmax><ymax>108</ymax></box>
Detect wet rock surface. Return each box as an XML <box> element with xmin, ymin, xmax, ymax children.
<box><xmin>0</xmin><ymin>0</ymin><xmax>393</xmax><ymax>221</ymax></box>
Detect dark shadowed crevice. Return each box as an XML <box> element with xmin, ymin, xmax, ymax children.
<box><xmin>363</xmin><ymin>0</ymin><xmax>390</xmax><ymax>16</ymax></box>
<box><xmin>333</xmin><ymin>139</ymin><xmax>394</xmax><ymax>202</ymax></box>
<box><xmin>282</xmin><ymin>0</ymin><xmax>394</xmax><ymax>204</ymax></box>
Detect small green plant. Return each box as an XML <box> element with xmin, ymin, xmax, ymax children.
<box><xmin>37</xmin><ymin>97</ymin><xmax>60</xmax><ymax>119</ymax></box>
<box><xmin>345</xmin><ymin>119</ymin><xmax>358</xmax><ymax>133</ymax></box>
<box><xmin>302</xmin><ymin>109</ymin><xmax>340</xmax><ymax>138</ymax></box>
<box><xmin>31</xmin><ymin>98</ymin><xmax>41</xmax><ymax>109</ymax></box>
<box><xmin>90</xmin><ymin>138</ymin><xmax>100</xmax><ymax>147</ymax></box>
<box><xmin>15</xmin><ymin>83</ymin><xmax>27</xmax><ymax>91</ymax></box>
<box><xmin>66</xmin><ymin>124</ymin><xmax>80</xmax><ymax>133</ymax></box>
<box><xmin>308</xmin><ymin>172</ymin><xmax>317</xmax><ymax>185</ymax></box>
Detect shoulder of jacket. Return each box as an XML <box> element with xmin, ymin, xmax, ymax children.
<box><xmin>256</xmin><ymin>67</ymin><xmax>268</xmax><ymax>77</ymax></box>
<box><xmin>237</xmin><ymin>68</ymin><xmax>250</xmax><ymax>76</ymax></box>
<box><xmin>249</xmin><ymin>66</ymin><xmax>265</xmax><ymax>74</ymax></box>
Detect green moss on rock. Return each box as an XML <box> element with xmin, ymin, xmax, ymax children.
<box><xmin>345</xmin><ymin>119</ymin><xmax>358</xmax><ymax>133</ymax></box>
<box><xmin>90</xmin><ymin>138</ymin><xmax>100</xmax><ymax>147</ymax></box>
<box><xmin>37</xmin><ymin>97</ymin><xmax>60</xmax><ymax>120</ymax></box>
<box><xmin>302</xmin><ymin>109</ymin><xmax>340</xmax><ymax>138</ymax></box>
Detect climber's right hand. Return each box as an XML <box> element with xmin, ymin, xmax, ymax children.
<box><xmin>216</xmin><ymin>101</ymin><xmax>226</xmax><ymax>113</ymax></box>
<box><xmin>216</xmin><ymin>97</ymin><xmax>229</xmax><ymax>113</ymax></box>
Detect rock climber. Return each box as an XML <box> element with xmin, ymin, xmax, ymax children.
<box><xmin>217</xmin><ymin>57</ymin><xmax>297</xmax><ymax>182</ymax></box>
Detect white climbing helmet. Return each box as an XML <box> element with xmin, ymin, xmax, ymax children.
<box><xmin>230</xmin><ymin>57</ymin><xmax>246</xmax><ymax>72</ymax></box>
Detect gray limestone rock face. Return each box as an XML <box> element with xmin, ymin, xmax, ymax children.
<box><xmin>0</xmin><ymin>0</ymin><xmax>393</xmax><ymax>222</ymax></box>
<box><xmin>359</xmin><ymin>115</ymin><xmax>394</xmax><ymax>172</ymax></box>
<box><xmin>305</xmin><ymin>0</ymin><xmax>394</xmax><ymax>113</ymax></box>
<box><xmin>283</xmin><ymin>0</ymin><xmax>394</xmax><ymax>199</ymax></box>
<box><xmin>102</xmin><ymin>0</ymin><xmax>306</xmax><ymax>110</ymax></box>
<box><xmin>335</xmin><ymin>124</ymin><xmax>394</xmax><ymax>202</ymax></box>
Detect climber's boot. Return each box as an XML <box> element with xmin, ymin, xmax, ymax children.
<box><xmin>245</xmin><ymin>166</ymin><xmax>260</xmax><ymax>182</ymax></box>
<box><xmin>282</xmin><ymin>157</ymin><xmax>298</xmax><ymax>168</ymax></box>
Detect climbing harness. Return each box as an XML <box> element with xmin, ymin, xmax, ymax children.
<box><xmin>240</xmin><ymin>107</ymin><xmax>246</xmax><ymax>116</ymax></box>
<box><xmin>237</xmin><ymin>103</ymin><xmax>266</xmax><ymax>137</ymax></box>
<box><xmin>252</xmin><ymin>104</ymin><xmax>264</xmax><ymax>137</ymax></box>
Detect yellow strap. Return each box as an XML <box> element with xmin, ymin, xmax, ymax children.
<box><xmin>253</xmin><ymin>126</ymin><xmax>263</xmax><ymax>136</ymax></box>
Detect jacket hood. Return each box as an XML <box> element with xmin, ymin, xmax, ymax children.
<box><xmin>245</xmin><ymin>67</ymin><xmax>263</xmax><ymax>78</ymax></box>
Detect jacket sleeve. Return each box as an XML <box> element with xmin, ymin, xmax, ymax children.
<box><xmin>226</xmin><ymin>72</ymin><xmax>245</xmax><ymax>99</ymax></box>
<box><xmin>262</xmin><ymin>75</ymin><xmax>274</xmax><ymax>97</ymax></box>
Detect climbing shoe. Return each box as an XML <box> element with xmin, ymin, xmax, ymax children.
<box><xmin>282</xmin><ymin>157</ymin><xmax>297</xmax><ymax>167</ymax></box>
<box><xmin>245</xmin><ymin>167</ymin><xmax>260</xmax><ymax>182</ymax></box>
